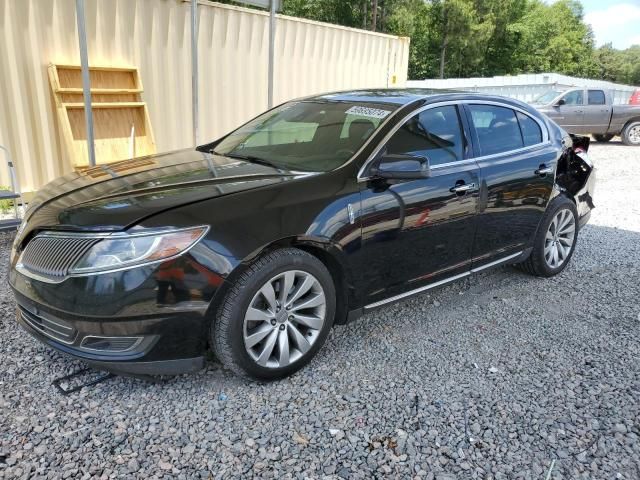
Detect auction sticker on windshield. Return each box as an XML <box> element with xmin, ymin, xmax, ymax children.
<box><xmin>345</xmin><ymin>106</ymin><xmax>392</xmax><ymax>119</ymax></box>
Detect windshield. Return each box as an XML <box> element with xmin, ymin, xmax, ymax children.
<box><xmin>532</xmin><ymin>90</ymin><xmax>563</xmax><ymax>105</ymax></box>
<box><xmin>213</xmin><ymin>100</ymin><xmax>396</xmax><ymax>172</ymax></box>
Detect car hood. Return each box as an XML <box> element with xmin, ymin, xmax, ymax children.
<box><xmin>21</xmin><ymin>149</ymin><xmax>307</xmax><ymax>234</ymax></box>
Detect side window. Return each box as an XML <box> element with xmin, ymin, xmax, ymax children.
<box><xmin>385</xmin><ymin>105</ymin><xmax>465</xmax><ymax>166</ymax></box>
<box><xmin>562</xmin><ymin>90</ymin><xmax>584</xmax><ymax>105</ymax></box>
<box><xmin>516</xmin><ymin>112</ymin><xmax>543</xmax><ymax>146</ymax></box>
<box><xmin>468</xmin><ymin>105</ymin><xmax>524</xmax><ymax>156</ymax></box>
<box><xmin>588</xmin><ymin>90</ymin><xmax>606</xmax><ymax>105</ymax></box>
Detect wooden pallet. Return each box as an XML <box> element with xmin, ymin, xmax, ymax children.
<box><xmin>48</xmin><ymin>64</ymin><xmax>156</xmax><ymax>168</ymax></box>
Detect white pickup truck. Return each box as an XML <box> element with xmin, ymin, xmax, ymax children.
<box><xmin>532</xmin><ymin>88</ymin><xmax>640</xmax><ymax>146</ymax></box>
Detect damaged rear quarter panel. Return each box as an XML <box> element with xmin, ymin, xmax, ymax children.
<box><xmin>556</xmin><ymin>134</ymin><xmax>595</xmax><ymax>219</ymax></box>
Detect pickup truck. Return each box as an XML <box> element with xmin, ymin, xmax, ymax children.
<box><xmin>532</xmin><ymin>88</ymin><xmax>640</xmax><ymax>146</ymax></box>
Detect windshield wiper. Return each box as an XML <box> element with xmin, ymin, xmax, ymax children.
<box><xmin>213</xmin><ymin>151</ymin><xmax>281</xmax><ymax>169</ymax></box>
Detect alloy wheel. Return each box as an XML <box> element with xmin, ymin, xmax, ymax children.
<box><xmin>243</xmin><ymin>270</ymin><xmax>326</xmax><ymax>369</ymax></box>
<box><xmin>629</xmin><ymin>125</ymin><xmax>640</xmax><ymax>144</ymax></box>
<box><xmin>544</xmin><ymin>208</ymin><xmax>576</xmax><ymax>269</ymax></box>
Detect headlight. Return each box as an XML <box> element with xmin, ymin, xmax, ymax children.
<box><xmin>69</xmin><ymin>226</ymin><xmax>208</xmax><ymax>274</ymax></box>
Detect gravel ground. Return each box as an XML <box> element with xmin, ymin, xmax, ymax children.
<box><xmin>1</xmin><ymin>141</ymin><xmax>639</xmax><ymax>479</ymax></box>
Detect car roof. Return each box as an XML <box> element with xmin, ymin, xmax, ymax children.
<box><xmin>309</xmin><ymin>88</ymin><xmax>531</xmax><ymax>108</ymax></box>
<box><xmin>308</xmin><ymin>88</ymin><xmax>547</xmax><ymax>121</ymax></box>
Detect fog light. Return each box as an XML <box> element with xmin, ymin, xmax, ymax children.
<box><xmin>79</xmin><ymin>336</ymin><xmax>143</xmax><ymax>353</ymax></box>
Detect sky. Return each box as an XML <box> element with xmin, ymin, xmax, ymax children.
<box><xmin>579</xmin><ymin>0</ymin><xmax>640</xmax><ymax>49</ymax></box>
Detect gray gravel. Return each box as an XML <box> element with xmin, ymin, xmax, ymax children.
<box><xmin>1</xmin><ymin>140</ymin><xmax>640</xmax><ymax>479</ymax></box>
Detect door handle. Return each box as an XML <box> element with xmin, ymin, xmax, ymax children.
<box><xmin>535</xmin><ymin>165</ymin><xmax>554</xmax><ymax>176</ymax></box>
<box><xmin>450</xmin><ymin>182</ymin><xmax>477</xmax><ymax>194</ymax></box>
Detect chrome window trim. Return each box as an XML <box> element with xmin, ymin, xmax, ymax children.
<box><xmin>470</xmin><ymin>141</ymin><xmax>553</xmax><ymax>164</ymax></box>
<box><xmin>357</xmin><ymin>99</ymin><xmax>550</xmax><ymax>182</ymax></box>
<box><xmin>363</xmin><ymin>251</ymin><xmax>522</xmax><ymax>311</ymax></box>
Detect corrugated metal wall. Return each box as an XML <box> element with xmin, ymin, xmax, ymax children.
<box><xmin>408</xmin><ymin>73</ymin><xmax>637</xmax><ymax>104</ymax></box>
<box><xmin>0</xmin><ymin>0</ymin><xmax>409</xmax><ymax>194</ymax></box>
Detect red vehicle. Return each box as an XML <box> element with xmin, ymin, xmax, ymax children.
<box><xmin>629</xmin><ymin>90</ymin><xmax>640</xmax><ymax>105</ymax></box>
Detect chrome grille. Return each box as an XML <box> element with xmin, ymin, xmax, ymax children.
<box><xmin>18</xmin><ymin>306</ymin><xmax>77</xmax><ymax>344</ymax></box>
<box><xmin>19</xmin><ymin>235</ymin><xmax>99</xmax><ymax>279</ymax></box>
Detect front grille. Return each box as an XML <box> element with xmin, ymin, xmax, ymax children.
<box><xmin>18</xmin><ymin>306</ymin><xmax>78</xmax><ymax>344</ymax></box>
<box><xmin>19</xmin><ymin>235</ymin><xmax>99</xmax><ymax>279</ymax></box>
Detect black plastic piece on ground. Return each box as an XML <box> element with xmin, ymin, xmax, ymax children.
<box><xmin>0</xmin><ymin>190</ymin><xmax>19</xmax><ymax>200</ymax></box>
<box><xmin>0</xmin><ymin>219</ymin><xmax>21</xmax><ymax>231</ymax></box>
<box><xmin>52</xmin><ymin>368</ymin><xmax>115</xmax><ymax>395</ymax></box>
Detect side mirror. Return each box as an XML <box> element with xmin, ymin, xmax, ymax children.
<box><xmin>371</xmin><ymin>153</ymin><xmax>430</xmax><ymax>180</ymax></box>
<box><xmin>556</xmin><ymin>98</ymin><xmax>566</xmax><ymax>106</ymax></box>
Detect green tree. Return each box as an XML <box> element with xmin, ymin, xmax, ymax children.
<box><xmin>231</xmin><ymin>0</ymin><xmax>638</xmax><ymax>85</ymax></box>
<box><xmin>508</xmin><ymin>0</ymin><xmax>596</xmax><ymax>76</ymax></box>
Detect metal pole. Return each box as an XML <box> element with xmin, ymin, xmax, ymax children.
<box><xmin>267</xmin><ymin>0</ymin><xmax>276</xmax><ymax>108</ymax></box>
<box><xmin>191</xmin><ymin>0</ymin><xmax>199</xmax><ymax>146</ymax></box>
<box><xmin>75</xmin><ymin>0</ymin><xmax>96</xmax><ymax>167</ymax></box>
<box><xmin>0</xmin><ymin>145</ymin><xmax>22</xmax><ymax>219</ymax></box>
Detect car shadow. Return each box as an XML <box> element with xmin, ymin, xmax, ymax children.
<box><xmin>589</xmin><ymin>139</ymin><xmax>630</xmax><ymax>149</ymax></box>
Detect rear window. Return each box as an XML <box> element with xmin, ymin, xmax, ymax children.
<box><xmin>516</xmin><ymin>112</ymin><xmax>543</xmax><ymax>146</ymax></box>
<box><xmin>468</xmin><ymin>105</ymin><xmax>524</xmax><ymax>156</ymax></box>
<box><xmin>588</xmin><ymin>90</ymin><xmax>606</xmax><ymax>105</ymax></box>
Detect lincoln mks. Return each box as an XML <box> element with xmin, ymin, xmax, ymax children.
<box><xmin>9</xmin><ymin>90</ymin><xmax>595</xmax><ymax>379</ymax></box>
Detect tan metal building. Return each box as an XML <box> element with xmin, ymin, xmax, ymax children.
<box><xmin>0</xmin><ymin>0</ymin><xmax>409</xmax><ymax>196</ymax></box>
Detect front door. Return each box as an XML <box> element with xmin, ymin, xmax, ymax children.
<box><xmin>553</xmin><ymin>89</ymin><xmax>586</xmax><ymax>134</ymax></box>
<box><xmin>354</xmin><ymin>104</ymin><xmax>479</xmax><ymax>307</ymax></box>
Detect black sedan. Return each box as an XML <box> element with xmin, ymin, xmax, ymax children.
<box><xmin>9</xmin><ymin>90</ymin><xmax>595</xmax><ymax>380</ymax></box>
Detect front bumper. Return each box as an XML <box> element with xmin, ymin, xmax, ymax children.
<box><xmin>8</xmin><ymin>249</ymin><xmax>221</xmax><ymax>375</ymax></box>
<box><xmin>16</xmin><ymin>295</ymin><xmax>205</xmax><ymax>375</ymax></box>
<box><xmin>9</xmin><ymin>258</ymin><xmax>216</xmax><ymax>375</ymax></box>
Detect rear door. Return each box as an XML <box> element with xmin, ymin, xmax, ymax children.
<box><xmin>583</xmin><ymin>89</ymin><xmax>612</xmax><ymax>134</ymax></box>
<box><xmin>464</xmin><ymin>103</ymin><xmax>557</xmax><ymax>267</ymax></box>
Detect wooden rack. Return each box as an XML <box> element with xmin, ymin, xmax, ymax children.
<box><xmin>48</xmin><ymin>64</ymin><xmax>156</xmax><ymax>168</ymax></box>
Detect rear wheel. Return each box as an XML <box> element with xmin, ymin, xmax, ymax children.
<box><xmin>593</xmin><ymin>133</ymin><xmax>614</xmax><ymax>142</ymax></box>
<box><xmin>516</xmin><ymin>196</ymin><xmax>578</xmax><ymax>277</ymax></box>
<box><xmin>621</xmin><ymin>121</ymin><xmax>640</xmax><ymax>146</ymax></box>
<box><xmin>211</xmin><ymin>248</ymin><xmax>335</xmax><ymax>380</ymax></box>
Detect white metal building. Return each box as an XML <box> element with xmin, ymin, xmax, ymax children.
<box><xmin>408</xmin><ymin>73</ymin><xmax>637</xmax><ymax>104</ymax></box>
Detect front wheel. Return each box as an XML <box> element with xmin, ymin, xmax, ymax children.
<box><xmin>516</xmin><ymin>196</ymin><xmax>578</xmax><ymax>277</ymax></box>
<box><xmin>622</xmin><ymin>121</ymin><xmax>640</xmax><ymax>146</ymax></box>
<box><xmin>211</xmin><ymin>248</ymin><xmax>336</xmax><ymax>380</ymax></box>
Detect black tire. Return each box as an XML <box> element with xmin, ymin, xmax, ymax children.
<box><xmin>621</xmin><ymin>121</ymin><xmax>640</xmax><ymax>146</ymax></box>
<box><xmin>211</xmin><ymin>248</ymin><xmax>336</xmax><ymax>380</ymax></box>
<box><xmin>593</xmin><ymin>133</ymin><xmax>614</xmax><ymax>142</ymax></box>
<box><xmin>516</xmin><ymin>195</ymin><xmax>579</xmax><ymax>277</ymax></box>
